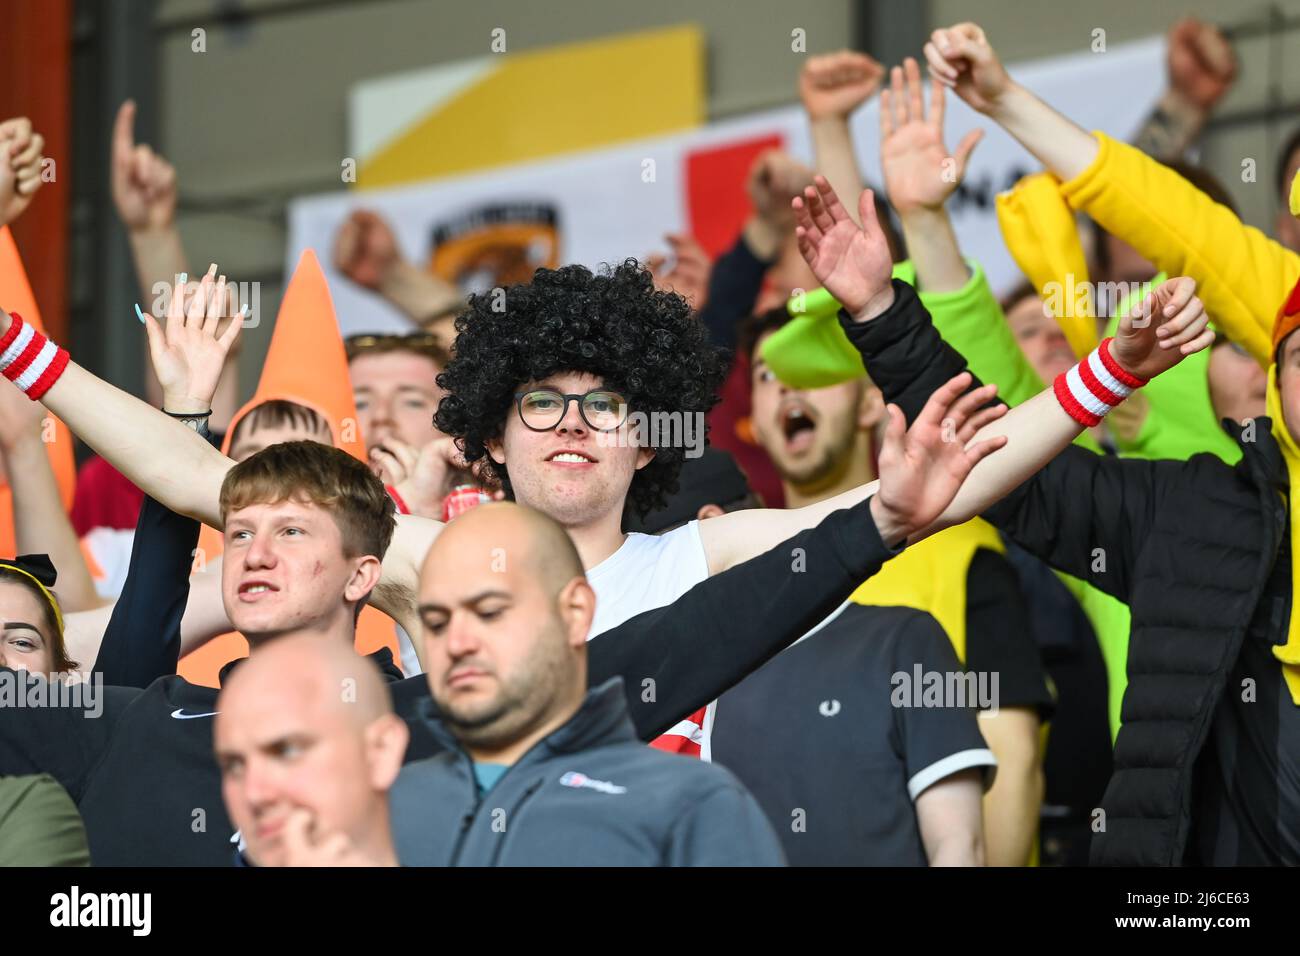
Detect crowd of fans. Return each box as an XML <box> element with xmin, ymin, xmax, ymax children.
<box><xmin>0</xmin><ymin>15</ymin><xmax>1293</xmax><ymax>868</ymax></box>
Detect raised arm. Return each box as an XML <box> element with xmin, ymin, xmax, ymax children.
<box><xmin>880</xmin><ymin>57</ymin><xmax>982</xmax><ymax>295</ymax></box>
<box><xmin>1130</xmin><ymin>18</ymin><xmax>1236</xmax><ymax>163</ymax></box>
<box><xmin>90</xmin><ymin>284</ymin><xmax>242</xmax><ymax>684</ymax></box>
<box><xmin>112</xmin><ymin>101</ymin><xmax>243</xmax><ymax>430</ymax></box>
<box><xmin>838</xmin><ymin>262</ymin><xmax>1205</xmax><ymax>598</ymax></box>
<box><xmin>686</xmin><ymin>152</ymin><xmax>814</xmax><ymax>355</ymax></box>
<box><xmin>0</xmin><ymin>390</ymin><xmax>102</xmax><ymax>612</ymax></box>
<box><xmin>699</xmin><ymin>175</ymin><xmax>1212</xmax><ymax>569</ymax></box>
<box><xmin>0</xmin><ymin>121</ymin><xmax>102</xmax><ymax>611</ymax></box>
<box><xmin>877</xmin><ymin>57</ymin><xmax>1051</xmax><ymax>412</ymax></box>
<box><xmin>599</xmin><ymin>369</ymin><xmax>1008</xmax><ymax>739</ymax></box>
<box><xmin>798</xmin><ymin>50</ymin><xmax>884</xmax><ymax>227</ymax></box>
<box><xmin>925</xmin><ymin>21</ymin><xmax>1294</xmax><ymax>366</ymax></box>
<box><xmin>333</xmin><ymin>210</ymin><xmax>464</xmax><ymax>350</ymax></box>
<box><xmin>91</xmin><ymin>493</ymin><xmax>200</xmax><ymax>686</ymax></box>
<box><xmin>0</xmin><ymin>274</ymin><xmax>237</xmax><ymax>525</ymax></box>
<box><xmin>111</xmin><ymin>101</ymin><xmax>186</xmax><ymax>304</ymax></box>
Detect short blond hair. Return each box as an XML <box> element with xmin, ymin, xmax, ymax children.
<box><xmin>219</xmin><ymin>441</ymin><xmax>396</xmax><ymax>560</ymax></box>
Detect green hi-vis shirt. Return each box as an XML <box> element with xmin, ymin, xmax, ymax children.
<box><xmin>0</xmin><ymin>773</ymin><xmax>90</xmax><ymax>866</ymax></box>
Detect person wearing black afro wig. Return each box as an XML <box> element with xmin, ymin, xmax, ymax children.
<box><xmin>433</xmin><ymin>256</ymin><xmax>992</xmax><ymax>661</ymax></box>
<box><xmin>436</xmin><ymin>259</ymin><xmax>726</xmax><ymax>529</ymax></box>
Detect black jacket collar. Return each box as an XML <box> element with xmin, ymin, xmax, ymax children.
<box><xmin>216</xmin><ymin>645</ymin><xmax>405</xmax><ymax>687</ymax></box>
<box><xmin>1224</xmin><ymin>416</ymin><xmax>1289</xmax><ymax>494</ymax></box>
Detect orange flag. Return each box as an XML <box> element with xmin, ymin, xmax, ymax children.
<box><xmin>0</xmin><ymin>226</ymin><xmax>77</xmax><ymax>556</ymax></box>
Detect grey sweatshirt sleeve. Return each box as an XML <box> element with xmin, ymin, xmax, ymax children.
<box><xmin>666</xmin><ymin>779</ymin><xmax>787</xmax><ymax>867</ymax></box>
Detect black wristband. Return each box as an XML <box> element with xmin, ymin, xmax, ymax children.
<box><xmin>163</xmin><ymin>408</ymin><xmax>212</xmax><ymax>418</ymax></box>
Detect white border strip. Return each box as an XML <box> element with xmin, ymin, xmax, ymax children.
<box><xmin>907</xmin><ymin>747</ymin><xmax>998</xmax><ymax>801</ymax></box>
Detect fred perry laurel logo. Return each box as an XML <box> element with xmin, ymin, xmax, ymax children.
<box><xmin>819</xmin><ymin>699</ymin><xmax>842</xmax><ymax>717</ymax></box>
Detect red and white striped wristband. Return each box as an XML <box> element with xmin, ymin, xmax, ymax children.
<box><xmin>1053</xmin><ymin>337</ymin><xmax>1148</xmax><ymax>428</ymax></box>
<box><xmin>0</xmin><ymin>312</ymin><xmax>70</xmax><ymax>401</ymax></box>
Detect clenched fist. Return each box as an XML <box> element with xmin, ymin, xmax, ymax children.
<box><xmin>334</xmin><ymin>209</ymin><xmax>404</xmax><ymax>291</ymax></box>
<box><xmin>0</xmin><ymin>117</ymin><xmax>46</xmax><ymax>227</ymax></box>
<box><xmin>799</xmin><ymin>51</ymin><xmax>885</xmax><ymax>122</ymax></box>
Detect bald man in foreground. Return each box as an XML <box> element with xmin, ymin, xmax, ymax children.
<box><xmin>215</xmin><ymin>635</ymin><xmax>408</xmax><ymax>866</ymax></box>
<box><xmin>388</xmin><ymin>502</ymin><xmax>786</xmax><ymax>866</ymax></box>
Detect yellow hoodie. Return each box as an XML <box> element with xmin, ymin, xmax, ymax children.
<box><xmin>1060</xmin><ymin>131</ymin><xmax>1300</xmax><ymax>702</ymax></box>
<box><xmin>1059</xmin><ymin>132</ymin><xmax>1296</xmax><ymax>367</ymax></box>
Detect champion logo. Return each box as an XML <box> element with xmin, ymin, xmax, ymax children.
<box><xmin>170</xmin><ymin>708</ymin><xmax>220</xmax><ymax>720</ymax></box>
<box><xmin>819</xmin><ymin>699</ymin><xmax>841</xmax><ymax>717</ymax></box>
<box><xmin>559</xmin><ymin>771</ymin><xmax>627</xmax><ymax>795</ymax></box>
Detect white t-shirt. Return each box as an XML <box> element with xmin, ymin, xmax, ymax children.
<box><xmin>399</xmin><ymin>522</ymin><xmax>711</xmax><ymax>677</ymax></box>
<box><xmin>82</xmin><ymin>527</ymin><xmax>137</xmax><ymax>600</ymax></box>
<box><xmin>586</xmin><ymin>521</ymin><xmax>710</xmax><ymax>638</ymax></box>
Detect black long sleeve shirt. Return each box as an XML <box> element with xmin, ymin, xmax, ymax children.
<box><xmin>0</xmin><ymin>493</ymin><xmax>899</xmax><ymax>864</ymax></box>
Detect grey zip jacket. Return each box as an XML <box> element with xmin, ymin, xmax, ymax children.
<box><xmin>390</xmin><ymin>677</ymin><xmax>786</xmax><ymax>866</ymax></box>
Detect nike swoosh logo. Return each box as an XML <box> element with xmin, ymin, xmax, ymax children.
<box><xmin>170</xmin><ymin>708</ymin><xmax>219</xmax><ymax>720</ymax></box>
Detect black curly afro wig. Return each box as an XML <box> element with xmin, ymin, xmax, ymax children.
<box><xmin>434</xmin><ymin>259</ymin><xmax>728</xmax><ymax>519</ymax></box>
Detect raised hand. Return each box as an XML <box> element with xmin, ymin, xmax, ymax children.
<box><xmin>333</xmin><ymin>209</ymin><xmax>403</xmax><ymax>291</ymax></box>
<box><xmin>140</xmin><ymin>264</ymin><xmax>243</xmax><ymax>414</ymax></box>
<box><xmin>111</xmin><ymin>101</ymin><xmax>177</xmax><ymax>234</ymax></box>
<box><xmin>792</xmin><ymin>175</ymin><xmax>895</xmax><ymax>318</ymax></box>
<box><xmin>923</xmin><ymin>23</ymin><xmax>1013</xmax><ymax>115</ymax></box>
<box><xmin>646</xmin><ymin>233</ymin><xmax>712</xmax><ymax>309</ymax></box>
<box><xmin>1167</xmin><ymin>18</ymin><xmax>1237</xmax><ymax>112</ymax></box>
<box><xmin>799</xmin><ymin>50</ymin><xmax>886</xmax><ymax>122</ymax></box>
<box><xmin>1111</xmin><ymin>276</ymin><xmax>1213</xmax><ymax>380</ymax></box>
<box><xmin>372</xmin><ymin>435</ymin><xmax>475</xmax><ymax>517</ymax></box>
<box><xmin>880</xmin><ymin>58</ymin><xmax>983</xmax><ymax>215</ymax></box>
<box><xmin>0</xmin><ymin>117</ymin><xmax>46</xmax><ymax>227</ymax></box>
<box><xmin>747</xmin><ymin>149</ymin><xmax>815</xmax><ymax>230</ymax></box>
<box><xmin>870</xmin><ymin>372</ymin><xmax>1007</xmax><ymax>545</ymax></box>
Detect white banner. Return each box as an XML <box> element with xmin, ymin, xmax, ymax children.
<box><xmin>288</xmin><ymin>37</ymin><xmax>1165</xmax><ymax>336</ymax></box>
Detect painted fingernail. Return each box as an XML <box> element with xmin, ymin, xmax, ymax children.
<box><xmin>240</xmin><ymin>304</ymin><xmax>250</xmax><ymax>317</ymax></box>
<box><xmin>134</xmin><ymin>303</ymin><xmax>147</xmax><ymax>324</ymax></box>
<box><xmin>178</xmin><ymin>272</ymin><xmax>187</xmax><ymax>284</ymax></box>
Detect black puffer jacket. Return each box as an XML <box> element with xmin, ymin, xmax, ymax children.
<box><xmin>840</xmin><ymin>280</ymin><xmax>1287</xmax><ymax>866</ymax></box>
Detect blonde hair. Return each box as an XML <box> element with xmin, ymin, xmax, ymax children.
<box><xmin>219</xmin><ymin>441</ymin><xmax>396</xmax><ymax>560</ymax></box>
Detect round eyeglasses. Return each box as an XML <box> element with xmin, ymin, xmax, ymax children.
<box><xmin>514</xmin><ymin>387</ymin><xmax>630</xmax><ymax>432</ymax></box>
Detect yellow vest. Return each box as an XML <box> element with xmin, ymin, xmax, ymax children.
<box><xmin>850</xmin><ymin>518</ymin><xmax>1005</xmax><ymax>664</ymax></box>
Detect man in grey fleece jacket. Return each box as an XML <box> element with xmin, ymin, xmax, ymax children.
<box><xmin>389</xmin><ymin>502</ymin><xmax>785</xmax><ymax>866</ymax></box>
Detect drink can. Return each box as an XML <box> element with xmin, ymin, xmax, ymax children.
<box><xmin>442</xmin><ymin>484</ymin><xmax>492</xmax><ymax>522</ymax></box>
